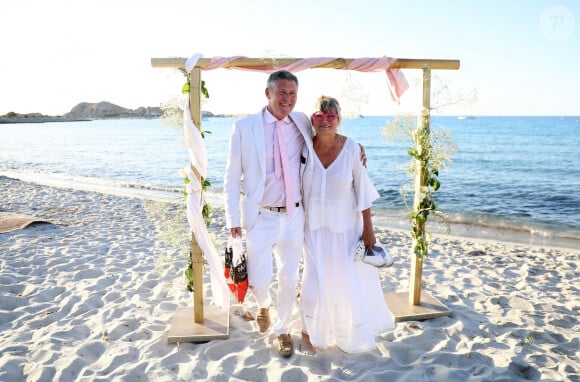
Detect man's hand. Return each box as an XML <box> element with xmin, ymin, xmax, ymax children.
<box><xmin>230</xmin><ymin>227</ymin><xmax>242</xmax><ymax>238</ymax></box>
<box><xmin>359</xmin><ymin>143</ymin><xmax>367</xmax><ymax>167</ymax></box>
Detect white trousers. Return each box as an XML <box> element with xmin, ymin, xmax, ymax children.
<box><xmin>245</xmin><ymin>207</ymin><xmax>304</xmax><ymax>336</ymax></box>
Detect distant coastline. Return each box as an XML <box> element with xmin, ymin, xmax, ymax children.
<box><xmin>0</xmin><ymin>116</ymin><xmax>91</xmax><ymax>124</ymax></box>
<box><xmin>0</xmin><ymin>101</ymin><xmax>163</xmax><ymax>124</ymax></box>
<box><xmin>0</xmin><ymin>101</ymin><xmax>246</xmax><ymax>124</ymax></box>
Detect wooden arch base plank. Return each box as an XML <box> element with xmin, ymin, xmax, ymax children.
<box><xmin>384</xmin><ymin>291</ymin><xmax>451</xmax><ymax>323</ymax></box>
<box><xmin>167</xmin><ymin>306</ymin><xmax>229</xmax><ymax>343</ymax></box>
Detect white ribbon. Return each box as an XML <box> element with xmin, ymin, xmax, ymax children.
<box><xmin>185</xmin><ymin>53</ymin><xmax>203</xmax><ymax>73</ymax></box>
<box><xmin>183</xmin><ymin>97</ymin><xmax>207</xmax><ymax>179</ymax></box>
<box><xmin>184</xmin><ymin>166</ymin><xmax>230</xmax><ymax>308</ymax></box>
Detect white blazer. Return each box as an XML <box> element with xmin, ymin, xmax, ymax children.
<box><xmin>224</xmin><ymin>108</ymin><xmax>313</xmax><ymax>230</ymax></box>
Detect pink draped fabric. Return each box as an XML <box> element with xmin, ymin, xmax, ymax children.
<box><xmin>347</xmin><ymin>57</ymin><xmax>409</xmax><ymax>104</ymax></box>
<box><xmin>191</xmin><ymin>55</ymin><xmax>409</xmax><ymax>104</ymax></box>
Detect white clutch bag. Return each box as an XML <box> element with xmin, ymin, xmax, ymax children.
<box><xmin>354</xmin><ymin>240</ymin><xmax>394</xmax><ymax>268</ymax></box>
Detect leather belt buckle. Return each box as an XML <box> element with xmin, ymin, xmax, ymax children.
<box><xmin>263</xmin><ymin>202</ymin><xmax>299</xmax><ymax>213</ymax></box>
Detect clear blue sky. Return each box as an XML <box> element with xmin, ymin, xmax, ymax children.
<box><xmin>1</xmin><ymin>0</ymin><xmax>578</xmax><ymax>116</ymax></box>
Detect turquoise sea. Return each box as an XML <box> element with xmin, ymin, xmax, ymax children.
<box><xmin>1</xmin><ymin>116</ymin><xmax>578</xmax><ymax>249</ymax></box>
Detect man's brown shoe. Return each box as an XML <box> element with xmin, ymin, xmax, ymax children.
<box><xmin>278</xmin><ymin>334</ymin><xmax>294</xmax><ymax>357</ymax></box>
<box><xmin>256</xmin><ymin>308</ymin><xmax>271</xmax><ymax>333</ymax></box>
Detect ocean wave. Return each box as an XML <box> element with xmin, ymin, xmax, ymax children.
<box><xmin>369</xmin><ymin>205</ymin><xmax>579</xmax><ymax>250</ymax></box>
<box><xmin>0</xmin><ymin>169</ymin><xmax>183</xmax><ymax>202</ymax></box>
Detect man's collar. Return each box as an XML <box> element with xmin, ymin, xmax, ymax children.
<box><xmin>263</xmin><ymin>107</ymin><xmax>290</xmax><ymax>125</ymax></box>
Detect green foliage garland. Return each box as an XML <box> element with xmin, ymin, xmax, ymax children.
<box><xmin>383</xmin><ymin>111</ymin><xmax>456</xmax><ymax>258</ymax></box>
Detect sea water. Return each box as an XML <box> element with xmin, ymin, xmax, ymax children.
<box><xmin>1</xmin><ymin>116</ymin><xmax>578</xmax><ymax>249</ymax></box>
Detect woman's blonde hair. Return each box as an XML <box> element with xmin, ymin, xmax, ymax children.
<box><xmin>314</xmin><ymin>95</ymin><xmax>342</xmax><ymax>116</ymax></box>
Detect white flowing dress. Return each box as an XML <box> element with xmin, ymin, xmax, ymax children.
<box><xmin>300</xmin><ymin>137</ymin><xmax>395</xmax><ymax>353</ymax></box>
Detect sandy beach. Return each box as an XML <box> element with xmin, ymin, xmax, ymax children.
<box><xmin>1</xmin><ymin>175</ymin><xmax>578</xmax><ymax>381</ymax></box>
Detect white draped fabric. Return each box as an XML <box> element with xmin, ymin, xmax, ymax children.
<box><xmin>183</xmin><ymin>98</ymin><xmax>207</xmax><ymax>179</ymax></box>
<box><xmin>182</xmin><ymin>95</ymin><xmax>230</xmax><ymax>308</ymax></box>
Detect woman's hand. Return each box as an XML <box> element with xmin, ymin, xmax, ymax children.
<box><xmin>361</xmin><ymin>208</ymin><xmax>376</xmax><ymax>250</ymax></box>
<box><xmin>361</xmin><ymin>227</ymin><xmax>376</xmax><ymax>251</ymax></box>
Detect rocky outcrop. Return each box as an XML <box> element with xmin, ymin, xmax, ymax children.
<box><xmin>64</xmin><ymin>102</ymin><xmax>162</xmax><ymax>119</ymax></box>
<box><xmin>0</xmin><ymin>102</ymin><xmax>240</xmax><ymax>124</ymax></box>
<box><xmin>1</xmin><ymin>102</ymin><xmax>163</xmax><ymax>123</ymax></box>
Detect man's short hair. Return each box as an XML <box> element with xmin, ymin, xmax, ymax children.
<box><xmin>267</xmin><ymin>70</ymin><xmax>298</xmax><ymax>90</ymax></box>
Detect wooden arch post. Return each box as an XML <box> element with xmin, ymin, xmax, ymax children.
<box><xmin>411</xmin><ymin>67</ymin><xmax>432</xmax><ymax>306</ymax></box>
<box><xmin>383</xmin><ymin>66</ymin><xmax>452</xmax><ymax>322</ymax></box>
<box><xmin>162</xmin><ymin>66</ymin><xmax>230</xmax><ymax>343</ymax></box>
<box><xmin>190</xmin><ymin>66</ymin><xmax>204</xmax><ymax>323</ymax></box>
<box><xmin>151</xmin><ymin>56</ymin><xmax>459</xmax><ymax>337</ymax></box>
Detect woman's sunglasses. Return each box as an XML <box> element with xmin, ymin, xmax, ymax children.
<box><xmin>311</xmin><ymin>112</ymin><xmax>338</xmax><ymax>123</ymax></box>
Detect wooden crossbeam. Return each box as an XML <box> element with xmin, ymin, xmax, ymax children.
<box><xmin>151</xmin><ymin>57</ymin><xmax>460</xmax><ymax>71</ymax></box>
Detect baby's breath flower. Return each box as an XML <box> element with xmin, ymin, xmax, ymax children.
<box><xmin>382</xmin><ymin>111</ymin><xmax>456</xmax><ymax>258</ymax></box>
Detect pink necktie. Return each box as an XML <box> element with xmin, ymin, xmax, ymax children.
<box><xmin>274</xmin><ymin>120</ymin><xmax>295</xmax><ymax>216</ymax></box>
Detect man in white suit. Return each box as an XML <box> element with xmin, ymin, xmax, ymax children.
<box><xmin>224</xmin><ymin>70</ymin><xmax>313</xmax><ymax>357</ymax></box>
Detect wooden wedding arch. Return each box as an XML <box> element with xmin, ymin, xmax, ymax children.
<box><xmin>152</xmin><ymin>56</ymin><xmax>460</xmax><ymax>343</ymax></box>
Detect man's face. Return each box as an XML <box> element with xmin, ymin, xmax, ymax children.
<box><xmin>266</xmin><ymin>79</ymin><xmax>298</xmax><ymax>120</ymax></box>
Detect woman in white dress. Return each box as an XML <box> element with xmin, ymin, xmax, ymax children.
<box><xmin>299</xmin><ymin>96</ymin><xmax>394</xmax><ymax>354</ymax></box>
